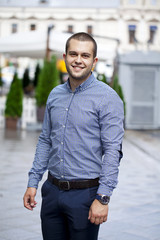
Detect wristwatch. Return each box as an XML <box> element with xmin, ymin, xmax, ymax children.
<box><xmin>96</xmin><ymin>194</ymin><xmax>110</xmax><ymax>205</ymax></box>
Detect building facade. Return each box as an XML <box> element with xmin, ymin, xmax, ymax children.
<box><xmin>0</xmin><ymin>0</ymin><xmax>160</xmax><ymax>59</ymax></box>
<box><xmin>0</xmin><ymin>0</ymin><xmax>160</xmax><ymax>129</ymax></box>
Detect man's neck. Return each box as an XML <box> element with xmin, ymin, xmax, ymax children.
<box><xmin>69</xmin><ymin>79</ymin><xmax>85</xmax><ymax>92</ymax></box>
<box><xmin>69</xmin><ymin>73</ymin><xmax>91</xmax><ymax>92</ymax></box>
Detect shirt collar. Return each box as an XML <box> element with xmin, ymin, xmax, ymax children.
<box><xmin>66</xmin><ymin>73</ymin><xmax>95</xmax><ymax>93</ymax></box>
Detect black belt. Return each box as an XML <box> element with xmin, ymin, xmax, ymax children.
<box><xmin>48</xmin><ymin>172</ymin><xmax>99</xmax><ymax>191</ymax></box>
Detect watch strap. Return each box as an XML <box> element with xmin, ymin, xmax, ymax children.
<box><xmin>96</xmin><ymin>194</ymin><xmax>110</xmax><ymax>205</ymax></box>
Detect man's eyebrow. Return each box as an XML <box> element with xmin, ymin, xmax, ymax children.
<box><xmin>68</xmin><ymin>51</ymin><xmax>91</xmax><ymax>56</ymax></box>
<box><xmin>82</xmin><ymin>52</ymin><xmax>91</xmax><ymax>56</ymax></box>
<box><xmin>68</xmin><ymin>51</ymin><xmax>77</xmax><ymax>54</ymax></box>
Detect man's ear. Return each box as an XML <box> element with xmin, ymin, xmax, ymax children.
<box><xmin>92</xmin><ymin>57</ymin><xmax>98</xmax><ymax>70</ymax></box>
<box><xmin>63</xmin><ymin>53</ymin><xmax>66</xmax><ymax>60</ymax></box>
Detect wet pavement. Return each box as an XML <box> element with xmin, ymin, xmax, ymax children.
<box><xmin>0</xmin><ymin>129</ymin><xmax>160</xmax><ymax>240</ymax></box>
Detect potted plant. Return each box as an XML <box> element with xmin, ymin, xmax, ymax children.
<box><xmin>33</xmin><ymin>63</ymin><xmax>41</xmax><ymax>88</ymax></box>
<box><xmin>35</xmin><ymin>55</ymin><xmax>59</xmax><ymax>122</ymax></box>
<box><xmin>0</xmin><ymin>67</ymin><xmax>3</xmax><ymax>95</ymax></box>
<box><xmin>5</xmin><ymin>72</ymin><xmax>23</xmax><ymax>129</ymax></box>
<box><xmin>112</xmin><ymin>74</ymin><xmax>126</xmax><ymax>116</ymax></box>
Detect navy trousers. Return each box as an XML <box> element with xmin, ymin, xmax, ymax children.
<box><xmin>41</xmin><ymin>179</ymin><xmax>100</xmax><ymax>240</ymax></box>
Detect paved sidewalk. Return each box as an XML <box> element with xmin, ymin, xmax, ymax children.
<box><xmin>0</xmin><ymin>129</ymin><xmax>160</xmax><ymax>240</ymax></box>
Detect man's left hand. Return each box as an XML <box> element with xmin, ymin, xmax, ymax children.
<box><xmin>88</xmin><ymin>199</ymin><xmax>109</xmax><ymax>225</ymax></box>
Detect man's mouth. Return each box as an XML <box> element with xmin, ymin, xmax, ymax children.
<box><xmin>72</xmin><ymin>65</ymin><xmax>84</xmax><ymax>71</ymax></box>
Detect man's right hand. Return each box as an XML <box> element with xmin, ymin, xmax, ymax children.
<box><xmin>23</xmin><ymin>187</ymin><xmax>37</xmax><ymax>211</ymax></box>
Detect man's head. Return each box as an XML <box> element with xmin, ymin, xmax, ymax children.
<box><xmin>65</xmin><ymin>32</ymin><xmax>97</xmax><ymax>58</ymax></box>
<box><xmin>63</xmin><ymin>32</ymin><xmax>98</xmax><ymax>84</ymax></box>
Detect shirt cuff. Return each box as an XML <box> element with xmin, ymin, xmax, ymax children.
<box><xmin>97</xmin><ymin>185</ymin><xmax>113</xmax><ymax>197</ymax></box>
<box><xmin>27</xmin><ymin>173</ymin><xmax>39</xmax><ymax>189</ymax></box>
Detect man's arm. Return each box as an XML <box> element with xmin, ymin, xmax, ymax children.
<box><xmin>88</xmin><ymin>91</ymin><xmax>124</xmax><ymax>224</ymax></box>
<box><xmin>23</xmin><ymin>103</ymin><xmax>52</xmax><ymax>209</ymax></box>
<box><xmin>27</xmin><ymin>104</ymin><xmax>52</xmax><ymax>189</ymax></box>
<box><xmin>98</xmin><ymin>91</ymin><xmax>124</xmax><ymax>196</ymax></box>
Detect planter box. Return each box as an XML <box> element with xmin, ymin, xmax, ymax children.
<box><xmin>5</xmin><ymin>117</ymin><xmax>18</xmax><ymax>129</ymax></box>
<box><xmin>37</xmin><ymin>106</ymin><xmax>46</xmax><ymax>122</ymax></box>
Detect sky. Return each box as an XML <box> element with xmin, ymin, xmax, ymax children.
<box><xmin>0</xmin><ymin>0</ymin><xmax>120</xmax><ymax>8</ymax></box>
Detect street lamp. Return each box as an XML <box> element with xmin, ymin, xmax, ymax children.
<box><xmin>46</xmin><ymin>24</ymin><xmax>54</xmax><ymax>61</ymax></box>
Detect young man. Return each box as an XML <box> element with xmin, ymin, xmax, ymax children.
<box><xmin>23</xmin><ymin>32</ymin><xmax>124</xmax><ymax>240</ymax></box>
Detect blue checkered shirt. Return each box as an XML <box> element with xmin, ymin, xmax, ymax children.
<box><xmin>28</xmin><ymin>73</ymin><xmax>124</xmax><ymax>196</ymax></box>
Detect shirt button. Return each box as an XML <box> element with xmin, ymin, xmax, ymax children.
<box><xmin>63</xmin><ymin>125</ymin><xmax>65</xmax><ymax>128</ymax></box>
<box><xmin>61</xmin><ymin>175</ymin><xmax>64</xmax><ymax>178</ymax></box>
<box><xmin>66</xmin><ymin>108</ymin><xmax>68</xmax><ymax>111</ymax></box>
<box><xmin>60</xmin><ymin>159</ymin><xmax>63</xmax><ymax>162</ymax></box>
<box><xmin>61</xmin><ymin>142</ymin><xmax>63</xmax><ymax>145</ymax></box>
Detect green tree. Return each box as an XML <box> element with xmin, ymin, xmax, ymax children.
<box><xmin>97</xmin><ymin>74</ymin><xmax>107</xmax><ymax>84</ymax></box>
<box><xmin>0</xmin><ymin>68</ymin><xmax>3</xmax><ymax>87</ymax></box>
<box><xmin>35</xmin><ymin>55</ymin><xmax>59</xmax><ymax>107</ymax></box>
<box><xmin>33</xmin><ymin>63</ymin><xmax>41</xmax><ymax>88</ymax></box>
<box><xmin>98</xmin><ymin>73</ymin><xmax>126</xmax><ymax>116</ymax></box>
<box><xmin>22</xmin><ymin>68</ymin><xmax>30</xmax><ymax>91</ymax></box>
<box><xmin>112</xmin><ymin>75</ymin><xmax>126</xmax><ymax>116</ymax></box>
<box><xmin>5</xmin><ymin>72</ymin><xmax>23</xmax><ymax>118</ymax></box>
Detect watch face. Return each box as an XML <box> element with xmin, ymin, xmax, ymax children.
<box><xmin>102</xmin><ymin>196</ymin><xmax>110</xmax><ymax>201</ymax></box>
<box><xmin>101</xmin><ymin>195</ymin><xmax>110</xmax><ymax>204</ymax></box>
<box><xmin>96</xmin><ymin>195</ymin><xmax>110</xmax><ymax>204</ymax></box>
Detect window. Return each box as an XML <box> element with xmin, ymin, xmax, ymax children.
<box><xmin>150</xmin><ymin>0</ymin><xmax>157</xmax><ymax>5</ymax></box>
<box><xmin>128</xmin><ymin>0</ymin><xmax>136</xmax><ymax>4</ymax></box>
<box><xmin>128</xmin><ymin>25</ymin><xmax>136</xmax><ymax>44</ymax></box>
<box><xmin>12</xmin><ymin>23</ymin><xmax>18</xmax><ymax>33</ymax></box>
<box><xmin>87</xmin><ymin>25</ymin><xmax>93</xmax><ymax>35</ymax></box>
<box><xmin>30</xmin><ymin>24</ymin><xmax>36</xmax><ymax>31</ymax></box>
<box><xmin>67</xmin><ymin>25</ymin><xmax>73</xmax><ymax>33</ymax></box>
<box><xmin>148</xmin><ymin>26</ymin><xmax>157</xmax><ymax>44</ymax></box>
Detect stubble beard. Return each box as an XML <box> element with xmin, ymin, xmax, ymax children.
<box><xmin>66</xmin><ymin>65</ymin><xmax>92</xmax><ymax>82</ymax></box>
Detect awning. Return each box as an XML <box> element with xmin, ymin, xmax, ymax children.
<box><xmin>0</xmin><ymin>30</ymin><xmax>117</xmax><ymax>60</ymax></box>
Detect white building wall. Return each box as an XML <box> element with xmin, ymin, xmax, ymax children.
<box><xmin>0</xmin><ymin>1</ymin><xmax>159</xmax><ymax>55</ymax></box>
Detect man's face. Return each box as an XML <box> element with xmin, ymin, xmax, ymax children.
<box><xmin>63</xmin><ymin>39</ymin><xmax>98</xmax><ymax>82</ymax></box>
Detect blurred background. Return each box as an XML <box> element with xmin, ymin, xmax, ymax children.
<box><xmin>0</xmin><ymin>1</ymin><xmax>160</xmax><ymax>240</ymax></box>
<box><xmin>0</xmin><ymin>0</ymin><xmax>160</xmax><ymax>130</ymax></box>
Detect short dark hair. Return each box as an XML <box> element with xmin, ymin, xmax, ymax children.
<box><xmin>65</xmin><ymin>32</ymin><xmax>97</xmax><ymax>58</ymax></box>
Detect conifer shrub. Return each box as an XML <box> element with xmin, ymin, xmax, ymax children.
<box><xmin>0</xmin><ymin>68</ymin><xmax>3</xmax><ymax>87</ymax></box>
<box><xmin>22</xmin><ymin>68</ymin><xmax>30</xmax><ymax>91</ymax></box>
<box><xmin>5</xmin><ymin>72</ymin><xmax>23</xmax><ymax>118</ymax></box>
<box><xmin>35</xmin><ymin>55</ymin><xmax>59</xmax><ymax>107</ymax></box>
<box><xmin>112</xmin><ymin>75</ymin><xmax>126</xmax><ymax>116</ymax></box>
<box><xmin>33</xmin><ymin>63</ymin><xmax>41</xmax><ymax>88</ymax></box>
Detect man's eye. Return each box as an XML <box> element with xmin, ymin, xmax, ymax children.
<box><xmin>83</xmin><ymin>55</ymin><xmax>89</xmax><ymax>58</ymax></box>
<box><xmin>70</xmin><ymin>53</ymin><xmax>76</xmax><ymax>57</ymax></box>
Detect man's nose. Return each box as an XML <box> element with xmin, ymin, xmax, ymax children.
<box><xmin>75</xmin><ymin>55</ymin><xmax>82</xmax><ymax>64</ymax></box>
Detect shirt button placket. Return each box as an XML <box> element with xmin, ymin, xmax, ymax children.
<box><xmin>60</xmin><ymin>93</ymin><xmax>75</xmax><ymax>178</ymax></box>
<box><xmin>60</xmin><ymin>106</ymin><xmax>69</xmax><ymax>177</ymax></box>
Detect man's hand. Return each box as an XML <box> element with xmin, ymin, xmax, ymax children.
<box><xmin>23</xmin><ymin>187</ymin><xmax>37</xmax><ymax>211</ymax></box>
<box><xmin>88</xmin><ymin>199</ymin><xmax>109</xmax><ymax>225</ymax></box>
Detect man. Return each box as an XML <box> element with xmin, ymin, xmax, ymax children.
<box><xmin>23</xmin><ymin>32</ymin><xmax>124</xmax><ymax>240</ymax></box>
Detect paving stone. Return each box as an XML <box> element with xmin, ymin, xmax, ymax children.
<box><xmin>0</xmin><ymin>129</ymin><xmax>160</xmax><ymax>240</ymax></box>
<box><xmin>0</xmin><ymin>228</ymin><xmax>40</xmax><ymax>240</ymax></box>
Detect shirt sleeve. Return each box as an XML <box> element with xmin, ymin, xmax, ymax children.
<box><xmin>97</xmin><ymin>90</ymin><xmax>124</xmax><ymax>196</ymax></box>
<box><xmin>27</xmin><ymin>103</ymin><xmax>52</xmax><ymax>189</ymax></box>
